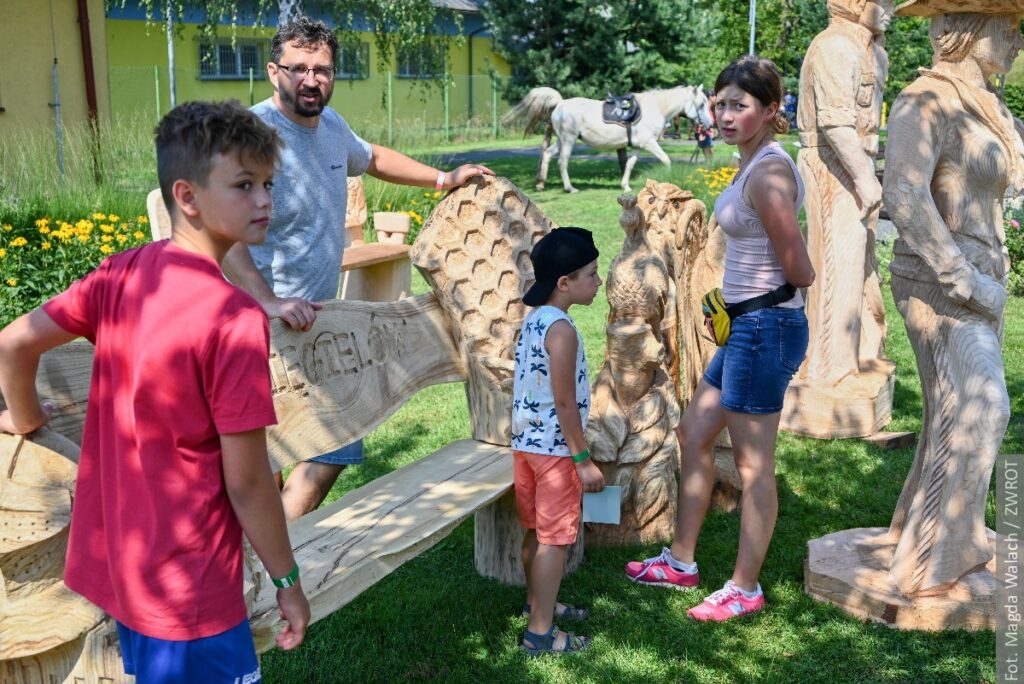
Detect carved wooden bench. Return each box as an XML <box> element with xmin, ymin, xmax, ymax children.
<box><xmin>339</xmin><ymin>242</ymin><xmax>411</xmax><ymax>302</ymax></box>
<box><xmin>2</xmin><ymin>176</ymin><xmax>566</xmax><ymax>682</ymax></box>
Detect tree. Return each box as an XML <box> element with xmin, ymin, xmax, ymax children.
<box><xmin>483</xmin><ymin>0</ymin><xmax>716</xmax><ymax>101</ymax></box>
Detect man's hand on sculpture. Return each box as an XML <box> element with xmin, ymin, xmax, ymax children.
<box><xmin>264</xmin><ymin>297</ymin><xmax>324</xmax><ymax>333</ymax></box>
<box><xmin>854</xmin><ymin>176</ymin><xmax>883</xmax><ymax>219</ymax></box>
<box><xmin>446</xmin><ymin>163</ymin><xmax>496</xmax><ymax>189</ymax></box>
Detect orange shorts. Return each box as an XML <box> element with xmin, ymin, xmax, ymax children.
<box><xmin>513</xmin><ymin>450</ymin><xmax>582</xmax><ymax>546</ymax></box>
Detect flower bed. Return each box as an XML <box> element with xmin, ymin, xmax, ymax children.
<box><xmin>1</xmin><ymin>213</ymin><xmax>151</xmax><ymax>326</ymax></box>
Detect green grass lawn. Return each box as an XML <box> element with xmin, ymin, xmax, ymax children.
<box><xmin>262</xmin><ymin>151</ymin><xmax>1014</xmax><ymax>683</ymax></box>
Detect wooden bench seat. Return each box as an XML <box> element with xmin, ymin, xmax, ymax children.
<box><xmin>340</xmin><ymin>242</ymin><xmax>412</xmax><ymax>302</ymax></box>
<box><xmin>248</xmin><ymin>439</ymin><xmax>512</xmax><ymax>652</ymax></box>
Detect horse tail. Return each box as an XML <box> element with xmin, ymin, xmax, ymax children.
<box><xmin>501</xmin><ymin>87</ymin><xmax>563</xmax><ymax>136</ymax></box>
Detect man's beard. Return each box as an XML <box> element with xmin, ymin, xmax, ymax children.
<box><xmin>281</xmin><ymin>84</ymin><xmax>332</xmax><ymax>118</ymax></box>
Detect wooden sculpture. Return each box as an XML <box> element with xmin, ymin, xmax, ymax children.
<box><xmin>805</xmin><ymin>6</ymin><xmax>1021</xmax><ymax>629</ymax></box>
<box><xmin>586</xmin><ymin>195</ymin><xmax>679</xmax><ymax>544</ymax></box>
<box><xmin>586</xmin><ymin>182</ymin><xmax>737</xmax><ymax>545</ymax></box>
<box><xmin>631</xmin><ymin>179</ymin><xmax>721</xmax><ymax>405</ymax></box>
<box><xmin>1</xmin><ymin>175</ymin><xmax>590</xmax><ymax>680</ymax></box>
<box><xmin>345</xmin><ymin>176</ymin><xmax>368</xmax><ymax>247</ymax></box>
<box><xmin>784</xmin><ymin>0</ymin><xmax>897</xmax><ymax>439</ymax></box>
<box><xmin>633</xmin><ymin>181</ymin><xmax>738</xmax><ymax>510</ymax></box>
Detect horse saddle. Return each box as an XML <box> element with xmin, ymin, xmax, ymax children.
<box><xmin>602</xmin><ymin>93</ymin><xmax>642</xmax><ymax>126</ymax></box>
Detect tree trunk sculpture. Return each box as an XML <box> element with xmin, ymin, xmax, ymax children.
<box><xmin>805</xmin><ymin>6</ymin><xmax>1020</xmax><ymax>630</ymax></box>
<box><xmin>586</xmin><ymin>183</ymin><xmax>733</xmax><ymax>545</ymax></box>
<box><xmin>784</xmin><ymin>0</ymin><xmax>896</xmax><ymax>439</ymax></box>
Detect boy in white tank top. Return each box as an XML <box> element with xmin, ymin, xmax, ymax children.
<box><xmin>512</xmin><ymin>227</ymin><xmax>605</xmax><ymax>655</ymax></box>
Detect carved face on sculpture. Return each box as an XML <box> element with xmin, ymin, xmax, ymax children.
<box><xmin>859</xmin><ymin>0</ymin><xmax>894</xmax><ymax>35</ymax></box>
<box><xmin>970</xmin><ymin>14</ymin><xmax>1024</xmax><ymax>76</ymax></box>
<box><xmin>638</xmin><ymin>180</ymin><xmax>694</xmax><ymax>222</ymax></box>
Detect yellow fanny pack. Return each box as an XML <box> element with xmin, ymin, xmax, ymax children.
<box><xmin>701</xmin><ymin>289</ymin><xmax>732</xmax><ymax>346</ymax></box>
<box><xmin>701</xmin><ymin>284</ymin><xmax>798</xmax><ymax>347</ymax></box>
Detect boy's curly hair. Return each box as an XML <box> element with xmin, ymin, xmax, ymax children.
<box><xmin>154</xmin><ymin>100</ymin><xmax>281</xmax><ymax>216</ymax></box>
<box><xmin>272</xmin><ymin>16</ymin><xmax>338</xmax><ymax>64</ymax></box>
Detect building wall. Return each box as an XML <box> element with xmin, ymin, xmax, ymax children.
<box><xmin>0</xmin><ymin>0</ymin><xmax>111</xmax><ymax>135</ymax></box>
<box><xmin>104</xmin><ymin>16</ymin><xmax>511</xmax><ymax>134</ymax></box>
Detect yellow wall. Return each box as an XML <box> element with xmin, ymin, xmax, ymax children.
<box><xmin>0</xmin><ymin>0</ymin><xmax>111</xmax><ymax>135</ymax></box>
<box><xmin>105</xmin><ymin>19</ymin><xmax>511</xmax><ymax>135</ymax></box>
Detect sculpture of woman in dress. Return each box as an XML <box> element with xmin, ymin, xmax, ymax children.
<box><xmin>882</xmin><ymin>8</ymin><xmax>1023</xmax><ymax>595</ymax></box>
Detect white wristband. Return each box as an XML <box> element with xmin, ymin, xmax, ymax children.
<box><xmin>435</xmin><ymin>170</ymin><xmax>446</xmax><ymax>191</ymax></box>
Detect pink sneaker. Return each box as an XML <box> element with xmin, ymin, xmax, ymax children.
<box><xmin>624</xmin><ymin>548</ymin><xmax>699</xmax><ymax>590</ymax></box>
<box><xmin>687</xmin><ymin>580</ymin><xmax>765</xmax><ymax>621</ymax></box>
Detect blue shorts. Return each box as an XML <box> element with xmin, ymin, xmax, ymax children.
<box><xmin>309</xmin><ymin>438</ymin><xmax>364</xmax><ymax>465</ymax></box>
<box><xmin>703</xmin><ymin>306</ymin><xmax>808</xmax><ymax>414</ymax></box>
<box><xmin>116</xmin><ymin>619</ymin><xmax>259</xmax><ymax>684</ymax></box>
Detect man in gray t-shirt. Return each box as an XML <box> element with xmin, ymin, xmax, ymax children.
<box><xmin>223</xmin><ymin>17</ymin><xmax>492</xmax><ymax>521</ymax></box>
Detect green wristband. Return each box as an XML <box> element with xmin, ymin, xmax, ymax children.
<box><xmin>572</xmin><ymin>449</ymin><xmax>591</xmax><ymax>464</ymax></box>
<box><xmin>272</xmin><ymin>562</ymin><xmax>300</xmax><ymax>589</ymax></box>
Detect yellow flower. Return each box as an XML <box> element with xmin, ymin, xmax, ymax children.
<box><xmin>137</xmin><ymin>216</ymin><xmax>149</xmax><ymax>224</ymax></box>
<box><xmin>39</xmin><ymin>225</ymin><xmax>50</xmax><ymax>234</ymax></box>
<box><xmin>1</xmin><ymin>224</ymin><xmax>12</xmax><ymax>232</ymax></box>
<box><xmin>92</xmin><ymin>212</ymin><xmax>106</xmax><ymax>220</ymax></box>
<box><xmin>101</xmin><ymin>235</ymin><xmax>113</xmax><ymax>243</ymax></box>
<box><xmin>41</xmin><ymin>241</ymin><xmax>52</xmax><ymax>250</ymax></box>
<box><xmin>78</xmin><ymin>235</ymin><xmax>90</xmax><ymax>243</ymax></box>
<box><xmin>116</xmin><ymin>234</ymin><xmax>128</xmax><ymax>243</ymax></box>
<box><xmin>133</xmin><ymin>231</ymin><xmax>146</xmax><ymax>240</ymax></box>
<box><xmin>100</xmin><ymin>224</ymin><xmax>115</xmax><ymax>234</ymax></box>
<box><xmin>120</xmin><ymin>223</ymin><xmax>129</xmax><ymax>231</ymax></box>
<box><xmin>108</xmin><ymin>214</ymin><xmax>120</xmax><ymax>222</ymax></box>
<box><xmin>100</xmin><ymin>244</ymin><xmax>114</xmax><ymax>254</ymax></box>
<box><xmin>35</xmin><ymin>217</ymin><xmax>50</xmax><ymax>229</ymax></box>
<box><xmin>10</xmin><ymin>237</ymin><xmax>28</xmax><ymax>247</ymax></box>
<box><xmin>5</xmin><ymin>278</ymin><xmax>16</xmax><ymax>287</ymax></box>
<box><xmin>0</xmin><ymin>248</ymin><xmax>6</xmax><ymax>258</ymax></box>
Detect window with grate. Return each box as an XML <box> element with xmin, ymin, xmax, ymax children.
<box><xmin>199</xmin><ymin>39</ymin><xmax>270</xmax><ymax>80</ymax></box>
<box><xmin>395</xmin><ymin>43</ymin><xmax>445</xmax><ymax>79</ymax></box>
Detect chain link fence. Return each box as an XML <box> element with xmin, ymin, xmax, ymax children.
<box><xmin>108</xmin><ymin>66</ymin><xmax>512</xmax><ymax>147</ymax></box>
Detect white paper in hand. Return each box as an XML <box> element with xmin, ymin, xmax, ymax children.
<box><xmin>582</xmin><ymin>486</ymin><xmax>622</xmax><ymax>525</ymax></box>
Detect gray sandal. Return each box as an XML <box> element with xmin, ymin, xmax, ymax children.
<box><xmin>521</xmin><ymin>602</ymin><xmax>590</xmax><ymax>620</ymax></box>
<box><xmin>521</xmin><ymin>625</ymin><xmax>589</xmax><ymax>656</ymax></box>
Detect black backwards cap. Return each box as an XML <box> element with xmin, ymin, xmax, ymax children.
<box><xmin>522</xmin><ymin>227</ymin><xmax>600</xmax><ymax>307</ymax></box>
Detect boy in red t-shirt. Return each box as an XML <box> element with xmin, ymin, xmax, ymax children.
<box><xmin>0</xmin><ymin>100</ymin><xmax>309</xmax><ymax>682</ymax></box>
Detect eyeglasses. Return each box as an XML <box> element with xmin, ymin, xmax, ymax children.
<box><xmin>274</xmin><ymin>63</ymin><xmax>335</xmax><ymax>82</ymax></box>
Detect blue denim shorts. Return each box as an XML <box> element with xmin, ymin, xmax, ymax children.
<box><xmin>703</xmin><ymin>306</ymin><xmax>808</xmax><ymax>415</ymax></box>
<box><xmin>309</xmin><ymin>438</ymin><xmax>364</xmax><ymax>465</ymax></box>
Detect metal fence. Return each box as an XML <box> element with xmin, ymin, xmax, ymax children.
<box><xmin>108</xmin><ymin>66</ymin><xmax>511</xmax><ymax>147</ymax></box>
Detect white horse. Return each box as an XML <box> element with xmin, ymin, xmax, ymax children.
<box><xmin>503</xmin><ymin>85</ymin><xmax>713</xmax><ymax>193</ymax></box>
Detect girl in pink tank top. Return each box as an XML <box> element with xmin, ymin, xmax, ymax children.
<box><xmin>624</xmin><ymin>56</ymin><xmax>815</xmax><ymax>623</ymax></box>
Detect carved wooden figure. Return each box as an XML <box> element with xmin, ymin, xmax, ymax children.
<box><xmin>784</xmin><ymin>0</ymin><xmax>897</xmax><ymax>439</ymax></box>
<box><xmin>805</xmin><ymin>5</ymin><xmax>1022</xmax><ymax>630</ymax></box>
<box><xmin>586</xmin><ymin>184</ymin><xmax>735</xmax><ymax>545</ymax></box>
<box><xmin>634</xmin><ymin>181</ymin><xmax>737</xmax><ymax>508</ymax></box>
<box><xmin>586</xmin><ymin>195</ymin><xmax>679</xmax><ymax>544</ymax></box>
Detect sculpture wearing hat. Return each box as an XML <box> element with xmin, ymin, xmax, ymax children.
<box><xmin>805</xmin><ymin>5</ymin><xmax>1023</xmax><ymax>629</ymax></box>
<box><xmin>783</xmin><ymin>0</ymin><xmax>896</xmax><ymax>439</ymax></box>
